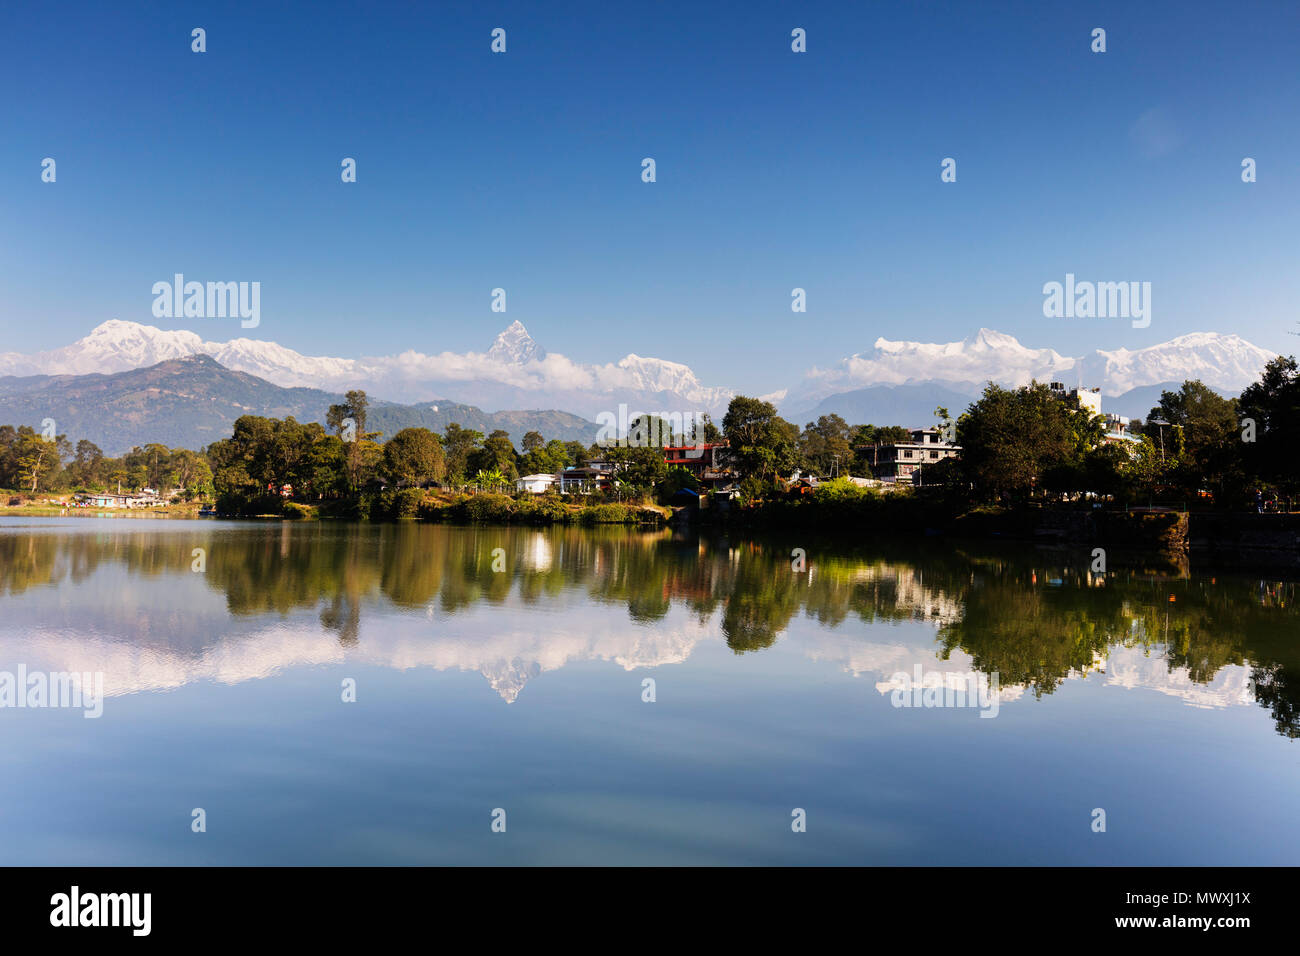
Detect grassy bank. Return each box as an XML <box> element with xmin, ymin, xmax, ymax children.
<box><xmin>215</xmin><ymin>488</ymin><xmax>671</xmax><ymax>527</ymax></box>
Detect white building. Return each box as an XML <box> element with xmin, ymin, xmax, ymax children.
<box><xmin>515</xmin><ymin>473</ymin><xmax>559</xmax><ymax>494</ymax></box>
<box><xmin>1051</xmin><ymin>383</ymin><xmax>1142</xmax><ymax>452</ymax></box>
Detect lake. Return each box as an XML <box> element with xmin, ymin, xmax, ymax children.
<box><xmin>0</xmin><ymin>516</ymin><xmax>1297</xmax><ymax>865</ymax></box>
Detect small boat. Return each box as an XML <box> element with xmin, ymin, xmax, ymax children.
<box><xmin>198</xmin><ymin>506</ymin><xmax>217</xmax><ymax>517</ymax></box>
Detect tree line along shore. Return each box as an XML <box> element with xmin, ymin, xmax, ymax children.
<box><xmin>2</xmin><ymin>354</ymin><xmax>1298</xmax><ymax>536</ymax></box>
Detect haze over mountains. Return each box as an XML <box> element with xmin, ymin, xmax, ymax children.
<box><xmin>0</xmin><ymin>320</ymin><xmax>1283</xmax><ymax>451</ymax></box>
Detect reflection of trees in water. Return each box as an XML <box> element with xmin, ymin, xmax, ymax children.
<box><xmin>0</xmin><ymin>528</ymin><xmax>216</xmax><ymax>595</ymax></box>
<box><xmin>1251</xmin><ymin>663</ymin><xmax>1300</xmax><ymax>738</ymax></box>
<box><xmin>937</xmin><ymin>565</ymin><xmax>1137</xmax><ymax>697</ymax></box>
<box><xmin>5</xmin><ymin>524</ymin><xmax>1300</xmax><ymax>736</ymax></box>
<box><xmin>320</xmin><ymin>591</ymin><xmax>361</xmax><ymax>646</ymax></box>
<box><xmin>0</xmin><ymin>533</ymin><xmax>66</xmax><ymax>594</ymax></box>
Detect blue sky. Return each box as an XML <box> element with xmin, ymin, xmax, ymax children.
<box><xmin>1</xmin><ymin>0</ymin><xmax>1297</xmax><ymax>395</ymax></box>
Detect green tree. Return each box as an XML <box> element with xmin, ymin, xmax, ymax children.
<box><xmin>327</xmin><ymin>390</ymin><xmax>381</xmax><ymax>490</ymax></box>
<box><xmin>563</xmin><ymin>440</ymin><xmax>590</xmax><ymax>468</ymax></box>
<box><xmin>69</xmin><ymin>440</ymin><xmax>105</xmax><ymax>488</ymax></box>
<box><xmin>442</xmin><ymin>423</ymin><xmax>485</xmax><ymax>483</ymax></box>
<box><xmin>383</xmin><ymin>427</ymin><xmax>446</xmax><ymax>487</ymax></box>
<box><xmin>167</xmin><ymin>448</ymin><xmax>212</xmax><ymax>499</ymax></box>
<box><xmin>305</xmin><ymin>435</ymin><xmax>348</xmax><ymax>499</ymax></box>
<box><xmin>12</xmin><ymin>427</ymin><xmax>65</xmax><ymax>492</ymax></box>
<box><xmin>697</xmin><ymin>414</ymin><xmax>722</xmax><ymax>444</ymax></box>
<box><xmin>1239</xmin><ymin>356</ymin><xmax>1300</xmax><ymax>496</ymax></box>
<box><xmin>467</xmin><ymin>429</ymin><xmax>519</xmax><ymax>481</ymax></box>
<box><xmin>798</xmin><ymin>414</ymin><xmax>852</xmax><ymax>476</ymax></box>
<box><xmin>722</xmin><ymin>396</ymin><xmax>798</xmax><ymax>481</ymax></box>
<box><xmin>603</xmin><ymin>445</ymin><xmax>667</xmax><ymax>492</ymax></box>
<box><xmin>957</xmin><ymin>382</ymin><xmax>1093</xmax><ymax>500</ymax></box>
<box><xmin>519</xmin><ymin>438</ymin><xmax>572</xmax><ymax>477</ymax></box>
<box><xmin>1146</xmin><ymin>380</ymin><xmax>1242</xmax><ymax>500</ymax></box>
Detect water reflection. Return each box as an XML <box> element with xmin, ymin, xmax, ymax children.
<box><xmin>0</xmin><ymin>518</ymin><xmax>1297</xmax><ymax>736</ymax></box>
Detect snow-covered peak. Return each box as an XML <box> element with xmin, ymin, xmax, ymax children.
<box><xmin>790</xmin><ymin>328</ymin><xmax>1278</xmax><ymax>412</ymax></box>
<box><xmin>1082</xmin><ymin>332</ymin><xmax>1278</xmax><ymax>394</ymax></box>
<box><xmin>487</xmin><ymin>320</ymin><xmax>546</xmax><ymax>364</ymax></box>
<box><xmin>0</xmin><ymin>320</ymin><xmax>738</xmax><ymax>419</ymax></box>
<box><xmin>211</xmin><ymin>337</ymin><xmax>361</xmax><ymax>388</ymax></box>
<box><xmin>821</xmin><ymin>330</ymin><xmax>1077</xmax><ymax>396</ymax></box>
<box><xmin>612</xmin><ymin>353</ymin><xmax>734</xmax><ymax>409</ymax></box>
<box><xmin>2</xmin><ymin>319</ymin><xmax>210</xmax><ymax>376</ymax></box>
<box><xmin>1</xmin><ymin>320</ymin><xmax>1278</xmax><ymax>424</ymax></box>
<box><xmin>965</xmin><ymin>328</ymin><xmax>1025</xmax><ymax>350</ymax></box>
<box><xmin>82</xmin><ymin>318</ymin><xmax>206</xmax><ymax>352</ymax></box>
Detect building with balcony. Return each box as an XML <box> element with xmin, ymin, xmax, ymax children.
<box><xmin>864</xmin><ymin>428</ymin><xmax>961</xmax><ymax>485</ymax></box>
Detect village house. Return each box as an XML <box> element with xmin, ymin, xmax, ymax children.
<box><xmin>74</xmin><ymin>490</ymin><xmax>166</xmax><ymax>509</ymax></box>
<box><xmin>515</xmin><ymin>468</ymin><xmax>615</xmax><ymax>494</ymax></box>
<box><xmin>515</xmin><ymin>473</ymin><xmax>559</xmax><ymax>494</ymax></box>
<box><xmin>558</xmin><ymin>467</ymin><xmax>614</xmax><ymax>493</ymax></box>
<box><xmin>658</xmin><ymin>442</ymin><xmax>736</xmax><ymax>490</ymax></box>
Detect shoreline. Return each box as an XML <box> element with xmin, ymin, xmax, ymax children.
<box><xmin>4</xmin><ymin>497</ymin><xmax>1298</xmax><ymax>574</ymax></box>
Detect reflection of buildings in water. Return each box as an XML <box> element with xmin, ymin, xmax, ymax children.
<box><xmin>846</xmin><ymin>565</ymin><xmax>964</xmax><ymax>626</ymax></box>
<box><xmin>0</xmin><ymin>609</ymin><xmax>1268</xmax><ymax>710</ymax></box>
<box><xmin>0</xmin><ymin>547</ymin><xmax>1273</xmax><ymax>710</ymax></box>
<box><xmin>522</xmin><ymin>532</ymin><xmax>553</xmax><ymax>572</ymax></box>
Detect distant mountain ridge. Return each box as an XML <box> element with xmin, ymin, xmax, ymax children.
<box><xmin>795</xmin><ymin>380</ymin><xmax>1237</xmax><ymax>429</ymax></box>
<box><xmin>0</xmin><ymin>319</ymin><xmax>735</xmax><ymax>420</ymax></box>
<box><xmin>785</xmin><ymin>327</ymin><xmax>1277</xmax><ymax>423</ymax></box>
<box><xmin>791</xmin><ymin>328</ymin><xmax>1274</xmax><ymax>406</ymax></box>
<box><xmin>0</xmin><ymin>320</ymin><xmax>1282</xmax><ymax>435</ymax></box>
<box><xmin>0</xmin><ymin>355</ymin><xmax>598</xmax><ymax>455</ymax></box>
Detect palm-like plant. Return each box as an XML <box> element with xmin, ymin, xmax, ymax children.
<box><xmin>473</xmin><ymin>468</ymin><xmax>508</xmax><ymax>490</ymax></box>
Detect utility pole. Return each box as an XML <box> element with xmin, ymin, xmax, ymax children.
<box><xmin>1151</xmin><ymin>419</ymin><xmax>1169</xmax><ymax>462</ymax></box>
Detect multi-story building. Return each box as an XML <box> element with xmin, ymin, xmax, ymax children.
<box><xmin>1101</xmin><ymin>413</ymin><xmax>1142</xmax><ymax>451</ymax></box>
<box><xmin>864</xmin><ymin>428</ymin><xmax>961</xmax><ymax>485</ymax></box>
<box><xmin>1050</xmin><ymin>382</ymin><xmax>1142</xmax><ymax>452</ymax></box>
<box><xmin>659</xmin><ymin>442</ymin><xmax>736</xmax><ymax>490</ymax></box>
<box><xmin>1050</xmin><ymin>382</ymin><xmax>1102</xmax><ymax>417</ymax></box>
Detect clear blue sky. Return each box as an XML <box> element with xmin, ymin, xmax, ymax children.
<box><xmin>1</xmin><ymin>0</ymin><xmax>1297</xmax><ymax>395</ymax></box>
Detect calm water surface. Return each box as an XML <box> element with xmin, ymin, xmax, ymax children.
<box><xmin>0</xmin><ymin>516</ymin><xmax>1297</xmax><ymax>865</ymax></box>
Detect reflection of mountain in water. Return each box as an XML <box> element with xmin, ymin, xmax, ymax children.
<box><xmin>0</xmin><ymin>521</ymin><xmax>1296</xmax><ymax>733</ymax></box>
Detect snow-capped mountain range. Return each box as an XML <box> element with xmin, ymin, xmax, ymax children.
<box><xmin>0</xmin><ymin>320</ymin><xmax>1282</xmax><ymax>422</ymax></box>
<box><xmin>790</xmin><ymin>328</ymin><xmax>1277</xmax><ymax>407</ymax></box>
<box><xmin>0</xmin><ymin>319</ymin><xmax>735</xmax><ymax>420</ymax></box>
